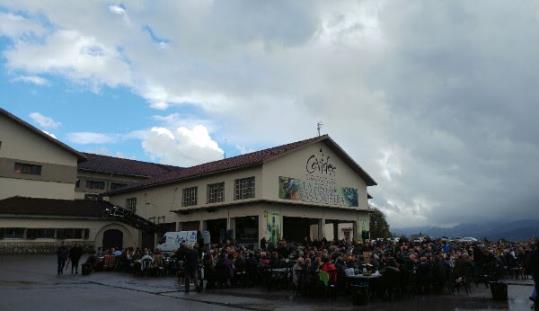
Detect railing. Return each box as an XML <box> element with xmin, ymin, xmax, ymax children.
<box><xmin>103</xmin><ymin>205</ymin><xmax>160</xmax><ymax>233</ymax></box>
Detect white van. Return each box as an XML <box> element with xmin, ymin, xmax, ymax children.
<box><xmin>156</xmin><ymin>231</ymin><xmax>210</xmax><ymax>254</ymax></box>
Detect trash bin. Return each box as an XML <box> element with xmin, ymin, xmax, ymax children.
<box><xmin>489</xmin><ymin>281</ymin><xmax>508</xmax><ymax>301</ymax></box>
<box><xmin>351</xmin><ymin>283</ymin><xmax>369</xmax><ymax>305</ymax></box>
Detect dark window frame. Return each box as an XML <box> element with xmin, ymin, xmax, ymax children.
<box><xmin>86</xmin><ymin>180</ymin><xmax>105</xmax><ymax>190</ymax></box>
<box><xmin>126</xmin><ymin>198</ymin><xmax>137</xmax><ymax>213</ymax></box>
<box><xmin>14</xmin><ymin>162</ymin><xmax>42</xmax><ymax>175</ymax></box>
<box><xmin>207</xmin><ymin>182</ymin><xmax>225</xmax><ymax>203</ymax></box>
<box><xmin>26</xmin><ymin>228</ymin><xmax>56</xmax><ymax>239</ymax></box>
<box><xmin>234</xmin><ymin>177</ymin><xmax>255</xmax><ymax>200</ymax></box>
<box><xmin>111</xmin><ymin>182</ymin><xmax>128</xmax><ymax>190</ymax></box>
<box><xmin>182</xmin><ymin>186</ymin><xmax>198</xmax><ymax>207</ymax></box>
<box><xmin>0</xmin><ymin>228</ymin><xmax>25</xmax><ymax>239</ymax></box>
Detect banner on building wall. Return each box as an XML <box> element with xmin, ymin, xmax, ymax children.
<box><xmin>264</xmin><ymin>211</ymin><xmax>281</xmax><ymax>245</ymax></box>
<box><xmin>278</xmin><ymin>176</ymin><xmax>359</xmax><ymax>207</ymax></box>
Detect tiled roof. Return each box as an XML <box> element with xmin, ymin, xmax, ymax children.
<box><xmin>0</xmin><ymin>107</ymin><xmax>86</xmax><ymax>161</ymax></box>
<box><xmin>0</xmin><ymin>197</ymin><xmax>111</xmax><ymax>218</ymax></box>
<box><xmin>108</xmin><ymin>135</ymin><xmax>376</xmax><ymax>195</ymax></box>
<box><xmin>79</xmin><ymin>153</ymin><xmax>182</xmax><ymax>178</ymax></box>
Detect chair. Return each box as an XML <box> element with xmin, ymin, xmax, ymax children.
<box><xmin>103</xmin><ymin>255</ymin><xmax>115</xmax><ymax>271</ymax></box>
<box><xmin>141</xmin><ymin>258</ymin><xmax>152</xmax><ymax>277</ymax></box>
<box><xmin>380</xmin><ymin>268</ymin><xmax>400</xmax><ymax>301</ymax></box>
<box><xmin>319</xmin><ymin>270</ymin><xmax>337</xmax><ymax>300</ymax></box>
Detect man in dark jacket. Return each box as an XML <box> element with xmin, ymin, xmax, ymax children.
<box><xmin>182</xmin><ymin>245</ymin><xmax>200</xmax><ymax>293</ymax></box>
<box><xmin>56</xmin><ymin>244</ymin><xmax>69</xmax><ymax>275</ymax></box>
<box><xmin>69</xmin><ymin>244</ymin><xmax>83</xmax><ymax>274</ymax></box>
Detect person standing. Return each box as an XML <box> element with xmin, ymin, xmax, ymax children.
<box><xmin>56</xmin><ymin>243</ymin><xmax>69</xmax><ymax>275</ymax></box>
<box><xmin>69</xmin><ymin>244</ymin><xmax>83</xmax><ymax>274</ymax></box>
<box><xmin>260</xmin><ymin>236</ymin><xmax>267</xmax><ymax>250</ymax></box>
<box><xmin>183</xmin><ymin>245</ymin><xmax>200</xmax><ymax>293</ymax></box>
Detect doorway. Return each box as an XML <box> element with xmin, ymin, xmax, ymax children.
<box><xmin>102</xmin><ymin>229</ymin><xmax>123</xmax><ymax>249</ymax></box>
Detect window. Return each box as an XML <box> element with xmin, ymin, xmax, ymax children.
<box><xmin>75</xmin><ymin>179</ymin><xmax>80</xmax><ymax>188</ymax></box>
<box><xmin>182</xmin><ymin>187</ymin><xmax>198</xmax><ymax>207</ymax></box>
<box><xmin>0</xmin><ymin>228</ymin><xmax>25</xmax><ymax>239</ymax></box>
<box><xmin>234</xmin><ymin>177</ymin><xmax>255</xmax><ymax>200</ymax></box>
<box><xmin>57</xmin><ymin>228</ymin><xmax>87</xmax><ymax>239</ymax></box>
<box><xmin>207</xmin><ymin>182</ymin><xmax>225</xmax><ymax>203</ymax></box>
<box><xmin>26</xmin><ymin>229</ymin><xmax>55</xmax><ymax>239</ymax></box>
<box><xmin>14</xmin><ymin>162</ymin><xmax>41</xmax><ymax>175</ymax></box>
<box><xmin>126</xmin><ymin>198</ymin><xmax>137</xmax><ymax>213</ymax></box>
<box><xmin>86</xmin><ymin>180</ymin><xmax>105</xmax><ymax>190</ymax></box>
<box><xmin>111</xmin><ymin>183</ymin><xmax>127</xmax><ymax>190</ymax></box>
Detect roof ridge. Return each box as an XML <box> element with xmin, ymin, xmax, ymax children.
<box><xmin>106</xmin><ymin>135</ymin><xmax>330</xmax><ymax>195</ymax></box>
<box><xmin>183</xmin><ymin>135</ymin><xmax>326</xmax><ymax>170</ymax></box>
<box><xmin>82</xmin><ymin>152</ymin><xmax>183</xmax><ymax>169</ymax></box>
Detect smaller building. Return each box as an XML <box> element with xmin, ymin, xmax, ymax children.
<box><xmin>76</xmin><ymin>153</ymin><xmax>182</xmax><ymax>200</ymax></box>
<box><xmin>0</xmin><ymin>197</ymin><xmax>157</xmax><ymax>254</ymax></box>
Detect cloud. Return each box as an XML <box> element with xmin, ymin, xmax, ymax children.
<box><xmin>29</xmin><ymin>112</ymin><xmax>61</xmax><ymax>129</ymax></box>
<box><xmin>66</xmin><ymin>132</ymin><xmax>117</xmax><ymax>144</ymax></box>
<box><xmin>0</xmin><ymin>12</ymin><xmax>45</xmax><ymax>38</ymax></box>
<box><xmin>4</xmin><ymin>29</ymin><xmax>132</xmax><ymax>89</ymax></box>
<box><xmin>109</xmin><ymin>4</ymin><xmax>126</xmax><ymax>16</ymax></box>
<box><xmin>12</xmin><ymin>75</ymin><xmax>49</xmax><ymax>86</ymax></box>
<box><xmin>141</xmin><ymin>125</ymin><xmax>224</xmax><ymax>166</ymax></box>
<box><xmin>2</xmin><ymin>1</ymin><xmax>539</xmax><ymax>228</ymax></box>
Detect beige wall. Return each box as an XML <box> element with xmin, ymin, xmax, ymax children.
<box><xmin>0</xmin><ymin>177</ymin><xmax>75</xmax><ymax>200</ymax></box>
<box><xmin>0</xmin><ymin>114</ymin><xmax>78</xmax><ymax>167</ymax></box>
<box><xmin>0</xmin><ymin>217</ymin><xmax>138</xmax><ymax>249</ymax></box>
<box><xmin>262</xmin><ymin>141</ymin><xmax>369</xmax><ymax>210</ymax></box>
<box><xmin>0</xmin><ymin>113</ymin><xmax>78</xmax><ymax>200</ymax></box>
<box><xmin>108</xmin><ymin>167</ymin><xmax>263</xmax><ymax>223</ymax></box>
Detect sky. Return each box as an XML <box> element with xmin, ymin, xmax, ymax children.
<box><xmin>0</xmin><ymin>1</ymin><xmax>538</xmax><ymax>228</ymax></box>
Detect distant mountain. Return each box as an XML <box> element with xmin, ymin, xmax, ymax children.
<box><xmin>392</xmin><ymin>219</ymin><xmax>539</xmax><ymax>241</ymax></box>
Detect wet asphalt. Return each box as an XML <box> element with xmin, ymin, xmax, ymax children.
<box><xmin>0</xmin><ymin>255</ymin><xmax>535</xmax><ymax>311</ymax></box>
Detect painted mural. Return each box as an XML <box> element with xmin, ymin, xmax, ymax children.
<box><xmin>264</xmin><ymin>211</ymin><xmax>281</xmax><ymax>245</ymax></box>
<box><xmin>278</xmin><ymin>176</ymin><xmax>359</xmax><ymax>207</ymax></box>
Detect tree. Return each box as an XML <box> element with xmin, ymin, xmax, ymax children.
<box><xmin>370</xmin><ymin>208</ymin><xmax>391</xmax><ymax>239</ymax></box>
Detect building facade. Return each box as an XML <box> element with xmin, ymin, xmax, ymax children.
<box><xmin>107</xmin><ymin>136</ymin><xmax>376</xmax><ymax>246</ymax></box>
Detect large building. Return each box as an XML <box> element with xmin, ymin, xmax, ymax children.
<box><xmin>106</xmin><ymin>135</ymin><xmax>377</xmax><ymax>246</ymax></box>
<box><xmin>0</xmin><ymin>107</ymin><xmax>376</xmax><ymax>253</ymax></box>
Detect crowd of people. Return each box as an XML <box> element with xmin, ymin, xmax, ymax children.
<box><xmin>57</xmin><ymin>236</ymin><xmax>539</xmax><ymax>303</ymax></box>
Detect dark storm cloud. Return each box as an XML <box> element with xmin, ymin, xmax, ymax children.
<box><xmin>368</xmin><ymin>0</ymin><xmax>539</xmax><ymax>226</ymax></box>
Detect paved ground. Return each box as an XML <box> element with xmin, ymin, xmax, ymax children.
<box><xmin>0</xmin><ymin>255</ymin><xmax>535</xmax><ymax>310</ymax></box>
